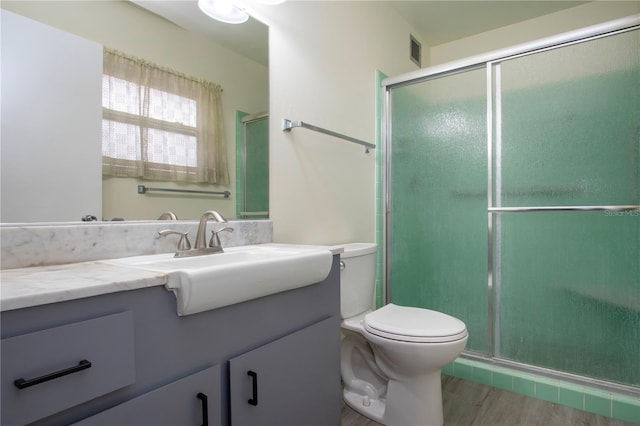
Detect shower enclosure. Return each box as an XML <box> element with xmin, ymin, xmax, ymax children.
<box><xmin>237</xmin><ymin>113</ymin><xmax>269</xmax><ymax>219</ymax></box>
<box><xmin>384</xmin><ymin>17</ymin><xmax>639</xmax><ymax>391</ymax></box>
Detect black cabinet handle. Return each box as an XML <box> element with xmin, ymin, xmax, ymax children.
<box><xmin>247</xmin><ymin>370</ymin><xmax>258</xmax><ymax>406</ymax></box>
<box><xmin>14</xmin><ymin>360</ymin><xmax>92</xmax><ymax>389</ymax></box>
<box><xmin>197</xmin><ymin>392</ymin><xmax>209</xmax><ymax>426</ymax></box>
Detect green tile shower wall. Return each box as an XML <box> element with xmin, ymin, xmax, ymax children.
<box><xmin>444</xmin><ymin>359</ymin><xmax>640</xmax><ymax>424</ymax></box>
<box><xmin>386</xmin><ymin>26</ymin><xmax>639</xmax><ymax>397</ymax></box>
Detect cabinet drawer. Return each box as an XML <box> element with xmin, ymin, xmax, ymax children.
<box><xmin>72</xmin><ymin>365</ymin><xmax>221</xmax><ymax>426</ymax></box>
<box><xmin>1</xmin><ymin>311</ymin><xmax>135</xmax><ymax>425</ymax></box>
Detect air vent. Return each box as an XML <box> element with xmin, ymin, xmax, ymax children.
<box><xmin>410</xmin><ymin>35</ymin><xmax>421</xmax><ymax>67</ymax></box>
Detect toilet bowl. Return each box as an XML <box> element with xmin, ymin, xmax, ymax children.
<box><xmin>338</xmin><ymin>243</ymin><xmax>468</xmax><ymax>426</ymax></box>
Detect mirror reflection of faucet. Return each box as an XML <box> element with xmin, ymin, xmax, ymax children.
<box><xmin>157</xmin><ymin>211</ymin><xmax>178</xmax><ymax>220</ymax></box>
<box><xmin>159</xmin><ymin>210</ymin><xmax>234</xmax><ymax>258</ymax></box>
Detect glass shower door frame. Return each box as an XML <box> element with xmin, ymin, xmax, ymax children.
<box><xmin>384</xmin><ymin>15</ymin><xmax>640</xmax><ymax>392</ymax></box>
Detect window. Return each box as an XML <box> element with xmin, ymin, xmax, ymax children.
<box><xmin>102</xmin><ymin>48</ymin><xmax>229</xmax><ymax>185</ymax></box>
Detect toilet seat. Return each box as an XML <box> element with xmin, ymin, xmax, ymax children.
<box><xmin>364</xmin><ymin>303</ymin><xmax>468</xmax><ymax>343</ymax></box>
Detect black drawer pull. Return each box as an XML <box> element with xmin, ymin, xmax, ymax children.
<box><xmin>247</xmin><ymin>370</ymin><xmax>258</xmax><ymax>406</ymax></box>
<box><xmin>197</xmin><ymin>392</ymin><xmax>209</xmax><ymax>426</ymax></box>
<box><xmin>14</xmin><ymin>360</ymin><xmax>92</xmax><ymax>389</ymax></box>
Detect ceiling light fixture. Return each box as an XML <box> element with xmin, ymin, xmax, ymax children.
<box><xmin>198</xmin><ymin>0</ymin><xmax>249</xmax><ymax>24</ymax></box>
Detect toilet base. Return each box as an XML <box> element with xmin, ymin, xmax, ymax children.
<box><xmin>343</xmin><ymin>372</ymin><xmax>444</xmax><ymax>426</ymax></box>
<box><xmin>343</xmin><ymin>388</ymin><xmax>386</xmax><ymax>424</ymax></box>
<box><xmin>383</xmin><ymin>375</ymin><xmax>444</xmax><ymax>426</ymax></box>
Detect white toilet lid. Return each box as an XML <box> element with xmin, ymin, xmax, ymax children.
<box><xmin>364</xmin><ymin>303</ymin><xmax>468</xmax><ymax>343</ymax></box>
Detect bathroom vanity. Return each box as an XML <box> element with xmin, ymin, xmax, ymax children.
<box><xmin>0</xmin><ymin>223</ymin><xmax>342</xmax><ymax>426</ymax></box>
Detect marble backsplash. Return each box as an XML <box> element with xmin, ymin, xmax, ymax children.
<box><xmin>0</xmin><ymin>220</ymin><xmax>273</xmax><ymax>270</ymax></box>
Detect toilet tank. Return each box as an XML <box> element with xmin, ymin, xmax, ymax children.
<box><xmin>337</xmin><ymin>243</ymin><xmax>378</xmax><ymax>319</ymax></box>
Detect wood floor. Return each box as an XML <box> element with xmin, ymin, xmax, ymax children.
<box><xmin>341</xmin><ymin>375</ymin><xmax>636</xmax><ymax>426</ymax></box>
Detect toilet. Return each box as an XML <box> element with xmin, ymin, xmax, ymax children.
<box><xmin>338</xmin><ymin>243</ymin><xmax>468</xmax><ymax>426</ymax></box>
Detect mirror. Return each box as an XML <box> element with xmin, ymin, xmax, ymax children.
<box><xmin>0</xmin><ymin>0</ymin><xmax>268</xmax><ymax>223</ymax></box>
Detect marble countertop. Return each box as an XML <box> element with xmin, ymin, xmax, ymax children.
<box><xmin>0</xmin><ymin>243</ymin><xmax>344</xmax><ymax>313</ymax></box>
<box><xmin>0</xmin><ymin>261</ymin><xmax>168</xmax><ymax>312</ymax></box>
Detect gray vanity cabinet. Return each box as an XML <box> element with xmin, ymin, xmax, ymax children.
<box><xmin>229</xmin><ymin>316</ymin><xmax>337</xmax><ymax>426</ymax></box>
<box><xmin>1</xmin><ymin>254</ymin><xmax>341</xmax><ymax>426</ymax></box>
<box><xmin>72</xmin><ymin>365</ymin><xmax>222</xmax><ymax>426</ymax></box>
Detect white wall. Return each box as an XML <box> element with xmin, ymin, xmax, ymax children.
<box><xmin>252</xmin><ymin>1</ymin><xmax>422</xmax><ymax>244</ymax></box>
<box><xmin>254</xmin><ymin>0</ymin><xmax>639</xmax><ymax>246</ymax></box>
<box><xmin>430</xmin><ymin>1</ymin><xmax>640</xmax><ymax>65</ymax></box>
<box><xmin>1</xmin><ymin>1</ymin><xmax>268</xmax><ymax>221</ymax></box>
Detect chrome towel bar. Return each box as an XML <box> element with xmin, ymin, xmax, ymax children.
<box><xmin>137</xmin><ymin>185</ymin><xmax>230</xmax><ymax>198</ymax></box>
<box><xmin>489</xmin><ymin>205</ymin><xmax>640</xmax><ymax>213</ymax></box>
<box><xmin>282</xmin><ymin>118</ymin><xmax>375</xmax><ymax>153</ymax></box>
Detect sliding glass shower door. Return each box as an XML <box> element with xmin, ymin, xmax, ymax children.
<box><xmin>388</xmin><ymin>68</ymin><xmax>489</xmax><ymax>354</ymax></box>
<box><xmin>387</xmin><ymin>26</ymin><xmax>639</xmax><ymax>387</ymax></box>
<box><xmin>493</xmin><ymin>29</ymin><xmax>640</xmax><ymax>385</ymax></box>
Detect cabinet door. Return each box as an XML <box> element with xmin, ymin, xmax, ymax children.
<box><xmin>73</xmin><ymin>365</ymin><xmax>221</xmax><ymax>426</ymax></box>
<box><xmin>229</xmin><ymin>316</ymin><xmax>340</xmax><ymax>426</ymax></box>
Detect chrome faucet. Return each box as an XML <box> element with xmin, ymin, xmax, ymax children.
<box><xmin>195</xmin><ymin>210</ymin><xmax>228</xmax><ymax>250</ymax></box>
<box><xmin>160</xmin><ymin>210</ymin><xmax>232</xmax><ymax>258</ymax></box>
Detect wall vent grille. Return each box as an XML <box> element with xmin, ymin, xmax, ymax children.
<box><xmin>410</xmin><ymin>35</ymin><xmax>421</xmax><ymax>67</ymax></box>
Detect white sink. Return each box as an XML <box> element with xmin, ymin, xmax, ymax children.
<box><xmin>104</xmin><ymin>244</ymin><xmax>334</xmax><ymax>315</ymax></box>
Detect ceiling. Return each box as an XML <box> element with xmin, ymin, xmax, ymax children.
<box><xmin>131</xmin><ymin>0</ymin><xmax>270</xmax><ymax>65</ymax></box>
<box><xmin>132</xmin><ymin>1</ymin><xmax>589</xmax><ymax>66</ymax></box>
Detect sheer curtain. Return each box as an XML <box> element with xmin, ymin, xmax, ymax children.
<box><xmin>102</xmin><ymin>48</ymin><xmax>229</xmax><ymax>185</ymax></box>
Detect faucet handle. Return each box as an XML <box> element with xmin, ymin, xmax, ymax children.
<box><xmin>209</xmin><ymin>226</ymin><xmax>234</xmax><ymax>248</ymax></box>
<box><xmin>158</xmin><ymin>230</ymin><xmax>192</xmax><ymax>251</ymax></box>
